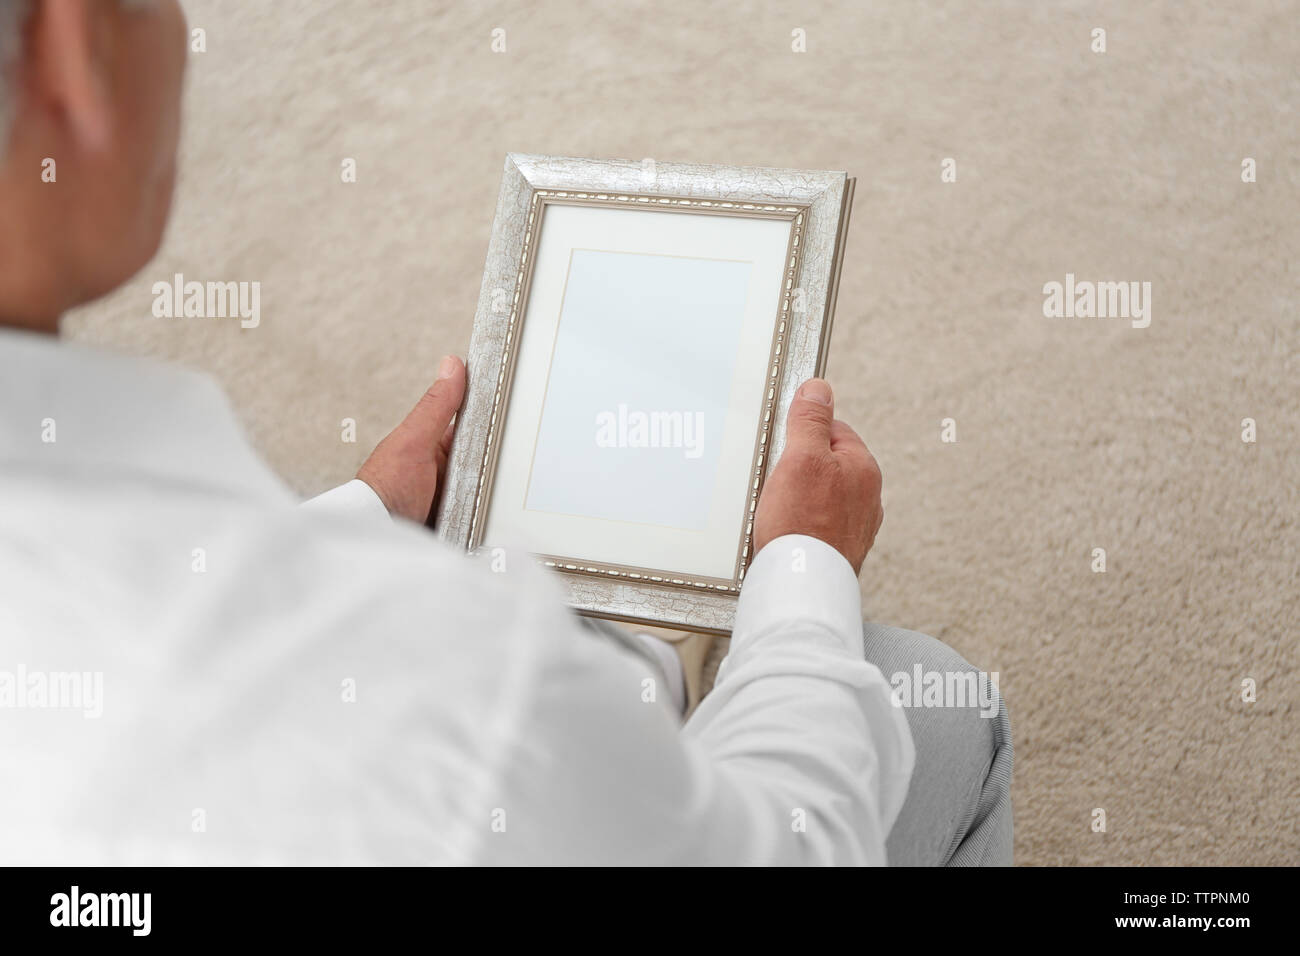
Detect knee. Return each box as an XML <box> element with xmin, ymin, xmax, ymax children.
<box><xmin>869</xmin><ymin>622</ymin><xmax>1015</xmax><ymax>864</ymax></box>
<box><xmin>862</xmin><ymin>621</ymin><xmax>1011</xmax><ymax>756</ymax></box>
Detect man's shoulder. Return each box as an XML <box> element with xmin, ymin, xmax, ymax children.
<box><xmin>0</xmin><ymin>486</ymin><xmax>571</xmax><ymax>864</ymax></box>
<box><xmin>2</xmin><ymin>476</ymin><xmax>566</xmax><ymax>657</ymax></box>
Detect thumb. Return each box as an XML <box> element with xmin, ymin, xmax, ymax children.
<box><xmin>784</xmin><ymin>378</ymin><xmax>835</xmax><ymax>453</ymax></box>
<box><xmin>402</xmin><ymin>355</ymin><xmax>466</xmax><ymax>449</ymax></box>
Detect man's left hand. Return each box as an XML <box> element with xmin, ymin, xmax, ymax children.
<box><xmin>356</xmin><ymin>355</ymin><xmax>466</xmax><ymax>524</ymax></box>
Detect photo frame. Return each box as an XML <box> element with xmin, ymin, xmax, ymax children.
<box><xmin>437</xmin><ymin>154</ymin><xmax>855</xmax><ymax>633</ymax></box>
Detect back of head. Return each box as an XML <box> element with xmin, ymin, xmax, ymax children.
<box><xmin>0</xmin><ymin>0</ymin><xmax>187</xmax><ymax>333</ymax></box>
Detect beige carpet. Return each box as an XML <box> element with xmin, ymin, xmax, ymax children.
<box><xmin>68</xmin><ymin>0</ymin><xmax>1298</xmax><ymax>865</ymax></box>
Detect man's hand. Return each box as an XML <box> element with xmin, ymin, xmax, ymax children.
<box><xmin>752</xmin><ymin>379</ymin><xmax>883</xmax><ymax>575</ymax></box>
<box><xmin>356</xmin><ymin>355</ymin><xmax>467</xmax><ymax>524</ymax></box>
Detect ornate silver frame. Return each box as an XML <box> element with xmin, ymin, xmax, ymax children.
<box><xmin>437</xmin><ymin>154</ymin><xmax>855</xmax><ymax>633</ymax></box>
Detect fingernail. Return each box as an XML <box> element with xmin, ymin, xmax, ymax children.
<box><xmin>800</xmin><ymin>379</ymin><xmax>832</xmax><ymax>405</ymax></box>
<box><xmin>437</xmin><ymin>355</ymin><xmax>459</xmax><ymax>380</ymax></box>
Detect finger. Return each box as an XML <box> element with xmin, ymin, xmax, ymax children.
<box><xmin>829</xmin><ymin>418</ymin><xmax>882</xmax><ymax>494</ymax></box>
<box><xmin>829</xmin><ymin>418</ymin><xmax>869</xmax><ymax>455</ymax></box>
<box><xmin>783</xmin><ymin>378</ymin><xmax>835</xmax><ymax>454</ymax></box>
<box><xmin>405</xmin><ymin>355</ymin><xmax>466</xmax><ymax>451</ymax></box>
<box><xmin>435</xmin><ymin>417</ymin><xmax>457</xmax><ymax>474</ymax></box>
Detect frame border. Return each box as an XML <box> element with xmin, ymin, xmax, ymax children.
<box><xmin>438</xmin><ymin>154</ymin><xmax>852</xmax><ymax>633</ymax></box>
<box><xmin>467</xmin><ymin>191</ymin><xmax>808</xmax><ymax>594</ymax></box>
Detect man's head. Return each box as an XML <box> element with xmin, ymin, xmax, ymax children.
<box><xmin>0</xmin><ymin>0</ymin><xmax>186</xmax><ymax>331</ymax></box>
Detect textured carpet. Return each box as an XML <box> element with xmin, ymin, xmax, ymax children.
<box><xmin>67</xmin><ymin>0</ymin><xmax>1298</xmax><ymax>865</ymax></box>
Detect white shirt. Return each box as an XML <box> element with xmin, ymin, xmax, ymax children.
<box><xmin>0</xmin><ymin>329</ymin><xmax>913</xmax><ymax>865</ymax></box>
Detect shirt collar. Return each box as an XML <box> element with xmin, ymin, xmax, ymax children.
<box><xmin>0</xmin><ymin>327</ymin><xmax>291</xmax><ymax>503</ymax></box>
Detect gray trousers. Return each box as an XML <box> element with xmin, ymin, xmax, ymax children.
<box><xmin>587</xmin><ymin>617</ymin><xmax>1014</xmax><ymax>866</ymax></box>
<box><xmin>864</xmin><ymin>621</ymin><xmax>1014</xmax><ymax>866</ymax></box>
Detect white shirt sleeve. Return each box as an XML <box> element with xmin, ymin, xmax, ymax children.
<box><xmin>301</xmin><ymin>478</ymin><xmax>391</xmax><ymax>523</ymax></box>
<box><xmin>477</xmin><ymin>534</ymin><xmax>915</xmax><ymax>866</ymax></box>
<box><xmin>298</xmin><ymin>478</ymin><xmax>912</xmax><ymax>863</ymax></box>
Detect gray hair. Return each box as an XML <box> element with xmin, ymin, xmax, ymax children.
<box><xmin>0</xmin><ymin>0</ymin><xmax>31</xmax><ymax>143</ymax></box>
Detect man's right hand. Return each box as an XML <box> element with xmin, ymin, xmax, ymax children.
<box><xmin>752</xmin><ymin>379</ymin><xmax>884</xmax><ymax>575</ymax></box>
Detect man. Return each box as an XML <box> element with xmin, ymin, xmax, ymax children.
<box><xmin>0</xmin><ymin>0</ymin><xmax>1011</xmax><ymax>865</ymax></box>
